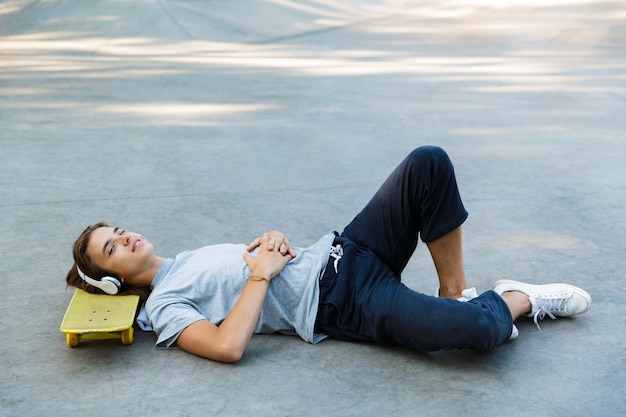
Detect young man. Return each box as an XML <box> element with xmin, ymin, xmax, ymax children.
<box><xmin>66</xmin><ymin>146</ymin><xmax>591</xmax><ymax>362</ymax></box>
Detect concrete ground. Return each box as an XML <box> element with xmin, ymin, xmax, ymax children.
<box><xmin>1</xmin><ymin>0</ymin><xmax>625</xmax><ymax>416</ymax></box>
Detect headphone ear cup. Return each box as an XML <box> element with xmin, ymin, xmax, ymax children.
<box><xmin>99</xmin><ymin>276</ymin><xmax>121</xmax><ymax>295</ymax></box>
<box><xmin>76</xmin><ymin>266</ymin><xmax>121</xmax><ymax>295</ymax></box>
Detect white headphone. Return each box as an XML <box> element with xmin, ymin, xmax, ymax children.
<box><xmin>76</xmin><ymin>265</ymin><xmax>121</xmax><ymax>295</ymax></box>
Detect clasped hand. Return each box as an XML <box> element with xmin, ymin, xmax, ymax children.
<box><xmin>243</xmin><ymin>231</ymin><xmax>296</xmax><ymax>281</ymax></box>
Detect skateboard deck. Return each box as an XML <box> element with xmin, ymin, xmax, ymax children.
<box><xmin>60</xmin><ymin>288</ymin><xmax>140</xmax><ymax>347</ymax></box>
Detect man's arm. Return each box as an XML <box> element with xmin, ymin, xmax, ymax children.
<box><xmin>176</xmin><ymin>232</ymin><xmax>294</xmax><ymax>363</ymax></box>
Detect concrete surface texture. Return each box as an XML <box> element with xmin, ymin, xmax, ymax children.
<box><xmin>1</xmin><ymin>0</ymin><xmax>625</xmax><ymax>416</ymax></box>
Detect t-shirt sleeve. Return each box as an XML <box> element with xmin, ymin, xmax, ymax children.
<box><xmin>150</xmin><ymin>301</ymin><xmax>208</xmax><ymax>349</ymax></box>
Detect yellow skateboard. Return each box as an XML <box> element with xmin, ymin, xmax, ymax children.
<box><xmin>60</xmin><ymin>289</ymin><xmax>140</xmax><ymax>348</ymax></box>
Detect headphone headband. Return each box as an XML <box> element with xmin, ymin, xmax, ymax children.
<box><xmin>76</xmin><ymin>265</ymin><xmax>121</xmax><ymax>295</ymax></box>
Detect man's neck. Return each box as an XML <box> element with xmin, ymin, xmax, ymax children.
<box><xmin>134</xmin><ymin>256</ymin><xmax>166</xmax><ymax>287</ymax></box>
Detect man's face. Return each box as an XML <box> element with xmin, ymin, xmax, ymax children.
<box><xmin>86</xmin><ymin>226</ymin><xmax>154</xmax><ymax>282</ymax></box>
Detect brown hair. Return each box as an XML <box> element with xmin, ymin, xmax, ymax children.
<box><xmin>66</xmin><ymin>222</ymin><xmax>152</xmax><ymax>305</ymax></box>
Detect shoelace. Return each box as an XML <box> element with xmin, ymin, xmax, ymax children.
<box><xmin>532</xmin><ymin>295</ymin><xmax>568</xmax><ymax>329</ymax></box>
<box><xmin>329</xmin><ymin>244</ymin><xmax>343</xmax><ymax>273</ymax></box>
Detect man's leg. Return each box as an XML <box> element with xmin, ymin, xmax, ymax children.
<box><xmin>500</xmin><ymin>291</ymin><xmax>532</xmax><ymax>319</ymax></box>
<box><xmin>341</xmin><ymin>146</ymin><xmax>468</xmax><ymax>278</ymax></box>
<box><xmin>427</xmin><ymin>226</ymin><xmax>468</xmax><ymax>299</ymax></box>
<box><xmin>316</xmin><ymin>241</ymin><xmax>515</xmax><ymax>351</ymax></box>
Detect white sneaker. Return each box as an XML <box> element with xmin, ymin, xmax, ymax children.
<box><xmin>458</xmin><ymin>287</ymin><xmax>478</xmax><ymax>302</ymax></box>
<box><xmin>493</xmin><ymin>279</ymin><xmax>592</xmax><ymax>329</ymax></box>
<box><xmin>435</xmin><ymin>287</ymin><xmax>518</xmax><ymax>340</ymax></box>
<box><xmin>434</xmin><ymin>287</ymin><xmax>478</xmax><ymax>301</ymax></box>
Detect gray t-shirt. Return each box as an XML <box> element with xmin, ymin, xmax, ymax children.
<box><xmin>146</xmin><ymin>233</ymin><xmax>335</xmax><ymax>348</ymax></box>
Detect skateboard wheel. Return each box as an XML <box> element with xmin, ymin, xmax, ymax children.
<box><xmin>66</xmin><ymin>333</ymin><xmax>79</xmax><ymax>348</ymax></box>
<box><xmin>121</xmin><ymin>327</ymin><xmax>134</xmax><ymax>345</ymax></box>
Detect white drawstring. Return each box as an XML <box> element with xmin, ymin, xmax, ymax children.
<box><xmin>329</xmin><ymin>244</ymin><xmax>343</xmax><ymax>273</ymax></box>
